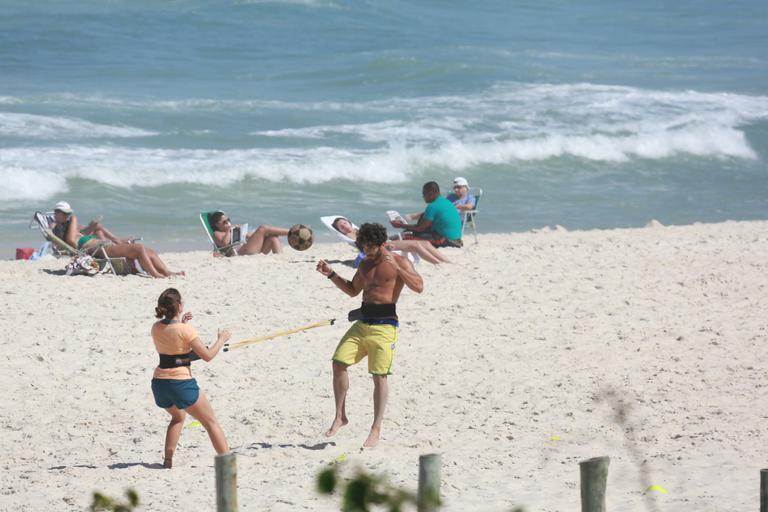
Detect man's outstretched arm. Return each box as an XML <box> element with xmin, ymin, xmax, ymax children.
<box><xmin>317</xmin><ymin>259</ymin><xmax>363</xmax><ymax>297</ymax></box>
<box><xmin>390</xmin><ymin>216</ymin><xmax>432</xmax><ymax>233</ymax></box>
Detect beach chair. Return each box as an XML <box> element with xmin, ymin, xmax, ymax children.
<box><xmin>320</xmin><ymin>215</ymin><xmax>358</xmax><ymax>247</ymax></box>
<box><xmin>320</xmin><ymin>215</ymin><xmax>419</xmax><ymax>265</ymax></box>
<box><xmin>47</xmin><ymin>229</ymin><xmax>132</xmax><ymax>276</ymax></box>
<box><xmin>199</xmin><ymin>211</ymin><xmax>244</xmax><ymax>256</ymax></box>
<box><xmin>31</xmin><ymin>211</ymin><xmax>132</xmax><ymax>276</ymax></box>
<box><xmin>461</xmin><ymin>187</ymin><xmax>482</xmax><ymax>244</ymax></box>
<box><xmin>31</xmin><ymin>211</ymin><xmax>73</xmax><ymax>257</ymax></box>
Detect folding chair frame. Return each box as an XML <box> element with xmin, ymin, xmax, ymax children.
<box><xmin>199</xmin><ymin>211</ymin><xmax>240</xmax><ymax>256</ymax></box>
<box><xmin>460</xmin><ymin>187</ymin><xmax>482</xmax><ymax>244</ymax></box>
<box><xmin>32</xmin><ymin>212</ymin><xmax>131</xmax><ymax>276</ymax></box>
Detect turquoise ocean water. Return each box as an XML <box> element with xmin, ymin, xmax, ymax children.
<box><xmin>1</xmin><ymin>0</ymin><xmax>767</xmax><ymax>253</ymax></box>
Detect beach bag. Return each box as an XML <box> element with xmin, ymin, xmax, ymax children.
<box><xmin>65</xmin><ymin>255</ymin><xmax>100</xmax><ymax>276</ymax></box>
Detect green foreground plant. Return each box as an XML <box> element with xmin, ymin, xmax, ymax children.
<box><xmin>90</xmin><ymin>488</ymin><xmax>139</xmax><ymax>512</ymax></box>
<box><xmin>317</xmin><ymin>465</ymin><xmax>424</xmax><ymax>512</ymax></box>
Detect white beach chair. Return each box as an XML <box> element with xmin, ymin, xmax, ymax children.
<box><xmin>320</xmin><ymin>215</ymin><xmax>419</xmax><ymax>265</ymax></box>
<box><xmin>320</xmin><ymin>215</ymin><xmax>358</xmax><ymax>247</ymax></box>
<box><xmin>30</xmin><ymin>211</ymin><xmax>71</xmax><ymax>257</ymax></box>
<box><xmin>461</xmin><ymin>187</ymin><xmax>482</xmax><ymax>244</ymax></box>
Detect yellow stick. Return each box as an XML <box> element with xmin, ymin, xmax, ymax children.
<box><xmin>223</xmin><ymin>318</ymin><xmax>336</xmax><ymax>352</ymax></box>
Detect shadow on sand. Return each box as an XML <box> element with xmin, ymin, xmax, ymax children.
<box><xmin>107</xmin><ymin>462</ymin><xmax>165</xmax><ymax>470</ymax></box>
<box><xmin>246</xmin><ymin>441</ymin><xmax>336</xmax><ymax>451</ymax></box>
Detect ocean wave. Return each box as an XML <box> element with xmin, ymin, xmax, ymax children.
<box><xmin>0</xmin><ymin>145</ymin><xmax>410</xmax><ymax>201</ymax></box>
<box><xmin>0</xmin><ymin>112</ymin><xmax>157</xmax><ymax>140</ymax></box>
<box><xmin>0</xmin><ymin>96</ymin><xmax>23</xmax><ymax>105</ymax></box>
<box><xmin>0</xmin><ymin>122</ymin><xmax>757</xmax><ymax>202</ymax></box>
<box><xmin>27</xmin><ymin>83</ymin><xmax>768</xmax><ymax>122</ymax></box>
<box><xmin>2</xmin><ymin>82</ymin><xmax>765</xmax><ymax>201</ymax></box>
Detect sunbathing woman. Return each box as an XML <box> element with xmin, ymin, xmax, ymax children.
<box><xmin>208</xmin><ymin>211</ymin><xmax>290</xmax><ymax>256</ymax></box>
<box><xmin>332</xmin><ymin>217</ymin><xmax>450</xmax><ymax>265</ymax></box>
<box><xmin>51</xmin><ymin>207</ymin><xmax>183</xmax><ymax>278</ymax></box>
<box><xmin>150</xmin><ymin>288</ymin><xmax>231</xmax><ymax>468</ymax></box>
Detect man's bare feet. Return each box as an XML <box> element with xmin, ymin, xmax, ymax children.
<box><xmin>163</xmin><ymin>457</ymin><xmax>172</xmax><ymax>469</ymax></box>
<box><xmin>324</xmin><ymin>416</ymin><xmax>348</xmax><ymax>437</ymax></box>
<box><xmin>362</xmin><ymin>426</ymin><xmax>381</xmax><ymax>448</ymax></box>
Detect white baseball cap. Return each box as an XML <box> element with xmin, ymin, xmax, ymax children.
<box><xmin>452</xmin><ymin>177</ymin><xmax>469</xmax><ymax>187</ymax></box>
<box><xmin>53</xmin><ymin>201</ymin><xmax>72</xmax><ymax>213</ymax></box>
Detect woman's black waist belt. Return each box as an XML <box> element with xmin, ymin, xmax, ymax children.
<box><xmin>158</xmin><ymin>352</ymin><xmax>200</xmax><ymax>369</ymax></box>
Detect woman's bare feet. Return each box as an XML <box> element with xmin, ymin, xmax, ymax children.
<box><xmin>324</xmin><ymin>416</ymin><xmax>348</xmax><ymax>437</ymax></box>
<box><xmin>163</xmin><ymin>457</ymin><xmax>173</xmax><ymax>469</ymax></box>
<box><xmin>362</xmin><ymin>426</ymin><xmax>381</xmax><ymax>448</ymax></box>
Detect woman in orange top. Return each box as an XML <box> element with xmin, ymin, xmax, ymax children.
<box><xmin>151</xmin><ymin>288</ymin><xmax>231</xmax><ymax>468</ymax></box>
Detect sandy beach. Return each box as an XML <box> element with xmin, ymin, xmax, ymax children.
<box><xmin>1</xmin><ymin>220</ymin><xmax>767</xmax><ymax>511</ymax></box>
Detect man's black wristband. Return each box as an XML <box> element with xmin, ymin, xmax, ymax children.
<box><xmin>327</xmin><ymin>271</ymin><xmax>337</xmax><ymax>280</ymax></box>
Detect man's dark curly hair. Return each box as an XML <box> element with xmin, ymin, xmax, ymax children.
<box><xmin>355</xmin><ymin>222</ymin><xmax>388</xmax><ymax>251</ymax></box>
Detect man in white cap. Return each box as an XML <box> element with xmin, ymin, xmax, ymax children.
<box><xmin>446</xmin><ymin>177</ymin><xmax>476</xmax><ymax>213</ymax></box>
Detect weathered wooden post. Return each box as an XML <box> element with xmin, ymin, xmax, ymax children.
<box><xmin>417</xmin><ymin>453</ymin><xmax>441</xmax><ymax>512</ymax></box>
<box><xmin>579</xmin><ymin>456</ymin><xmax>609</xmax><ymax>512</ymax></box>
<box><xmin>761</xmin><ymin>468</ymin><xmax>768</xmax><ymax>512</ymax></box>
<box><xmin>215</xmin><ymin>452</ymin><xmax>237</xmax><ymax>512</ymax></box>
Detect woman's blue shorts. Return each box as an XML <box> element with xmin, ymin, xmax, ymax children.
<box><xmin>151</xmin><ymin>378</ymin><xmax>200</xmax><ymax>410</ymax></box>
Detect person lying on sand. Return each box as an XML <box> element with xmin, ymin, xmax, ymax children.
<box><xmin>150</xmin><ymin>288</ymin><xmax>232</xmax><ymax>468</ymax></box>
<box><xmin>208</xmin><ymin>210</ymin><xmax>289</xmax><ymax>256</ymax></box>
<box><xmin>331</xmin><ymin>216</ymin><xmax>450</xmax><ymax>265</ymax></box>
<box><xmin>316</xmin><ymin>222</ymin><xmax>423</xmax><ymax>448</ymax></box>
<box><xmin>51</xmin><ymin>203</ymin><xmax>183</xmax><ymax>278</ymax></box>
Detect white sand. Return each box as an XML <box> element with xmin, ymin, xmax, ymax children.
<box><xmin>1</xmin><ymin>220</ymin><xmax>767</xmax><ymax>511</ymax></box>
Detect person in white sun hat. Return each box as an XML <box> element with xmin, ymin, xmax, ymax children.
<box><xmin>51</xmin><ymin>201</ymin><xmax>135</xmax><ymax>246</ymax></box>
<box><xmin>50</xmin><ymin>201</ymin><xmax>183</xmax><ymax>278</ymax></box>
<box><xmin>445</xmin><ymin>177</ymin><xmax>476</xmax><ymax>213</ymax></box>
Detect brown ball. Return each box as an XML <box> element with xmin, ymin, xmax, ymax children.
<box><xmin>287</xmin><ymin>224</ymin><xmax>313</xmax><ymax>251</ymax></box>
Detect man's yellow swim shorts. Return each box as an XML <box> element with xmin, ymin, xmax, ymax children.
<box><xmin>332</xmin><ymin>320</ymin><xmax>398</xmax><ymax>375</ymax></box>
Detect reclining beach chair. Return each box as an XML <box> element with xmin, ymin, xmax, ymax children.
<box><xmin>320</xmin><ymin>215</ymin><xmax>419</xmax><ymax>265</ymax></box>
<box><xmin>320</xmin><ymin>215</ymin><xmax>358</xmax><ymax>247</ymax></box>
<box><xmin>461</xmin><ymin>187</ymin><xmax>482</xmax><ymax>244</ymax></box>
<box><xmin>200</xmin><ymin>211</ymin><xmax>244</xmax><ymax>256</ymax></box>
<box><xmin>31</xmin><ymin>211</ymin><xmax>74</xmax><ymax>257</ymax></box>
<box><xmin>31</xmin><ymin>211</ymin><xmax>133</xmax><ymax>276</ymax></box>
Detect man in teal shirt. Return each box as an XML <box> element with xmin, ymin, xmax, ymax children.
<box><xmin>390</xmin><ymin>181</ymin><xmax>463</xmax><ymax>247</ymax></box>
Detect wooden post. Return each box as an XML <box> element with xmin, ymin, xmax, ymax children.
<box><xmin>215</xmin><ymin>452</ymin><xmax>237</xmax><ymax>512</ymax></box>
<box><xmin>761</xmin><ymin>468</ymin><xmax>768</xmax><ymax>512</ymax></box>
<box><xmin>579</xmin><ymin>456</ymin><xmax>609</xmax><ymax>512</ymax></box>
<box><xmin>418</xmin><ymin>453</ymin><xmax>441</xmax><ymax>512</ymax></box>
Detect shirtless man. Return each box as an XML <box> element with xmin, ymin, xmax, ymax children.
<box><xmin>316</xmin><ymin>222</ymin><xmax>423</xmax><ymax>447</ymax></box>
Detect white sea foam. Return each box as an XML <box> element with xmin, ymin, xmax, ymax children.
<box><xmin>0</xmin><ymin>96</ymin><xmax>23</xmax><ymax>105</ymax></box>
<box><xmin>2</xmin><ymin>82</ymin><xmax>766</xmax><ymax>200</ymax></box>
<box><xmin>30</xmin><ymin>83</ymin><xmax>768</xmax><ymax>116</ymax></box>
<box><xmin>0</xmin><ymin>112</ymin><xmax>157</xmax><ymax>140</ymax></box>
<box><xmin>0</xmin><ymin>145</ymin><xmax>413</xmax><ymax>201</ymax></box>
<box><xmin>0</xmin><ymin>165</ymin><xmax>68</xmax><ymax>201</ymax></box>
